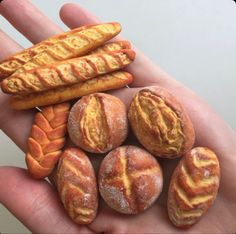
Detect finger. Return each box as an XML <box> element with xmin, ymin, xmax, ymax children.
<box><xmin>0</xmin><ymin>29</ymin><xmax>35</xmax><ymax>151</ymax></box>
<box><xmin>0</xmin><ymin>29</ymin><xmax>22</xmax><ymax>59</ymax></box>
<box><xmin>0</xmin><ymin>0</ymin><xmax>62</xmax><ymax>43</ymax></box>
<box><xmin>0</xmin><ymin>166</ymin><xmax>93</xmax><ymax>234</ymax></box>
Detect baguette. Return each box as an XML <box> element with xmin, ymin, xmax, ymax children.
<box><xmin>89</xmin><ymin>40</ymin><xmax>131</xmax><ymax>54</ymax></box>
<box><xmin>2</xmin><ymin>50</ymin><xmax>135</xmax><ymax>95</ymax></box>
<box><xmin>26</xmin><ymin>102</ymin><xmax>70</xmax><ymax>179</ymax></box>
<box><xmin>13</xmin><ymin>22</ymin><xmax>121</xmax><ymax>75</ymax></box>
<box><xmin>10</xmin><ymin>71</ymin><xmax>133</xmax><ymax>110</ymax></box>
<box><xmin>0</xmin><ymin>25</ymin><xmax>89</xmax><ymax>80</ymax></box>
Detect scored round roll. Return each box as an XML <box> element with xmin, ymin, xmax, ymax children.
<box><xmin>67</xmin><ymin>93</ymin><xmax>128</xmax><ymax>154</ymax></box>
<box><xmin>98</xmin><ymin>145</ymin><xmax>163</xmax><ymax>214</ymax></box>
<box><xmin>128</xmin><ymin>87</ymin><xmax>195</xmax><ymax>158</ymax></box>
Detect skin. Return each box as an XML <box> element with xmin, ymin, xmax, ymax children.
<box><xmin>0</xmin><ymin>0</ymin><xmax>235</xmax><ymax>233</ymax></box>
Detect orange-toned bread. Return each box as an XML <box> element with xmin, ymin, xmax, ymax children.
<box><xmin>128</xmin><ymin>87</ymin><xmax>195</xmax><ymax>158</ymax></box>
<box><xmin>13</xmin><ymin>23</ymin><xmax>121</xmax><ymax>75</ymax></box>
<box><xmin>167</xmin><ymin>147</ymin><xmax>220</xmax><ymax>228</ymax></box>
<box><xmin>57</xmin><ymin>148</ymin><xmax>98</xmax><ymax>224</ymax></box>
<box><xmin>89</xmin><ymin>40</ymin><xmax>131</xmax><ymax>54</ymax></box>
<box><xmin>68</xmin><ymin>93</ymin><xmax>128</xmax><ymax>153</ymax></box>
<box><xmin>0</xmin><ymin>25</ymin><xmax>89</xmax><ymax>80</ymax></box>
<box><xmin>10</xmin><ymin>71</ymin><xmax>134</xmax><ymax>110</ymax></box>
<box><xmin>99</xmin><ymin>145</ymin><xmax>163</xmax><ymax>214</ymax></box>
<box><xmin>1</xmin><ymin>50</ymin><xmax>135</xmax><ymax>95</ymax></box>
<box><xmin>25</xmin><ymin>102</ymin><xmax>70</xmax><ymax>179</ymax></box>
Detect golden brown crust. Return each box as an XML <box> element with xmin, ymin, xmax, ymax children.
<box><xmin>167</xmin><ymin>147</ymin><xmax>220</xmax><ymax>228</ymax></box>
<box><xmin>10</xmin><ymin>71</ymin><xmax>134</xmax><ymax>110</ymax></box>
<box><xmin>25</xmin><ymin>102</ymin><xmax>70</xmax><ymax>179</ymax></box>
<box><xmin>56</xmin><ymin>148</ymin><xmax>98</xmax><ymax>224</ymax></box>
<box><xmin>12</xmin><ymin>23</ymin><xmax>121</xmax><ymax>75</ymax></box>
<box><xmin>68</xmin><ymin>93</ymin><xmax>128</xmax><ymax>153</ymax></box>
<box><xmin>128</xmin><ymin>86</ymin><xmax>195</xmax><ymax>158</ymax></box>
<box><xmin>98</xmin><ymin>145</ymin><xmax>163</xmax><ymax>214</ymax></box>
<box><xmin>88</xmin><ymin>41</ymin><xmax>131</xmax><ymax>54</ymax></box>
<box><xmin>1</xmin><ymin>49</ymin><xmax>135</xmax><ymax>95</ymax></box>
<box><xmin>0</xmin><ymin>25</ymin><xmax>89</xmax><ymax>80</ymax></box>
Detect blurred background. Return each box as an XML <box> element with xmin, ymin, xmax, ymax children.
<box><xmin>0</xmin><ymin>0</ymin><xmax>236</xmax><ymax>232</ymax></box>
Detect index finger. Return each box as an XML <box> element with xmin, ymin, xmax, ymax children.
<box><xmin>0</xmin><ymin>0</ymin><xmax>62</xmax><ymax>43</ymax></box>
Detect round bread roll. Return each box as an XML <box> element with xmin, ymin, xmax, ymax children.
<box><xmin>68</xmin><ymin>93</ymin><xmax>128</xmax><ymax>153</ymax></box>
<box><xmin>128</xmin><ymin>87</ymin><xmax>195</xmax><ymax>158</ymax></box>
<box><xmin>99</xmin><ymin>145</ymin><xmax>163</xmax><ymax>214</ymax></box>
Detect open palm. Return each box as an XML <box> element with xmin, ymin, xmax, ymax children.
<box><xmin>0</xmin><ymin>1</ymin><xmax>235</xmax><ymax>233</ymax></box>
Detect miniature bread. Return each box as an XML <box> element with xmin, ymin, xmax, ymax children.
<box><xmin>167</xmin><ymin>147</ymin><xmax>220</xmax><ymax>228</ymax></box>
<box><xmin>13</xmin><ymin>23</ymin><xmax>121</xmax><ymax>75</ymax></box>
<box><xmin>10</xmin><ymin>71</ymin><xmax>133</xmax><ymax>110</ymax></box>
<box><xmin>68</xmin><ymin>93</ymin><xmax>128</xmax><ymax>153</ymax></box>
<box><xmin>57</xmin><ymin>148</ymin><xmax>98</xmax><ymax>224</ymax></box>
<box><xmin>0</xmin><ymin>25</ymin><xmax>88</xmax><ymax>80</ymax></box>
<box><xmin>99</xmin><ymin>145</ymin><xmax>163</xmax><ymax>214</ymax></box>
<box><xmin>128</xmin><ymin>87</ymin><xmax>195</xmax><ymax>158</ymax></box>
<box><xmin>89</xmin><ymin>41</ymin><xmax>131</xmax><ymax>54</ymax></box>
<box><xmin>1</xmin><ymin>49</ymin><xmax>135</xmax><ymax>95</ymax></box>
<box><xmin>25</xmin><ymin>102</ymin><xmax>70</xmax><ymax>179</ymax></box>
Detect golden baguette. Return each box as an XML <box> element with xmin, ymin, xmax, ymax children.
<box><xmin>13</xmin><ymin>23</ymin><xmax>121</xmax><ymax>75</ymax></box>
<box><xmin>2</xmin><ymin>50</ymin><xmax>135</xmax><ymax>95</ymax></box>
<box><xmin>89</xmin><ymin>41</ymin><xmax>131</xmax><ymax>54</ymax></box>
<box><xmin>26</xmin><ymin>102</ymin><xmax>70</xmax><ymax>179</ymax></box>
<box><xmin>0</xmin><ymin>25</ymin><xmax>90</xmax><ymax>80</ymax></box>
<box><xmin>10</xmin><ymin>71</ymin><xmax>133</xmax><ymax>110</ymax></box>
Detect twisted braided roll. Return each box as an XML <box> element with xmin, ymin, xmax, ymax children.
<box><xmin>168</xmin><ymin>147</ymin><xmax>220</xmax><ymax>228</ymax></box>
<box><xmin>2</xmin><ymin>49</ymin><xmax>135</xmax><ymax>95</ymax></box>
<box><xmin>13</xmin><ymin>22</ymin><xmax>121</xmax><ymax>75</ymax></box>
<box><xmin>26</xmin><ymin>102</ymin><xmax>70</xmax><ymax>179</ymax></box>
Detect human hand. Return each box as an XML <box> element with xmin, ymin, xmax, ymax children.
<box><xmin>0</xmin><ymin>0</ymin><xmax>235</xmax><ymax>233</ymax></box>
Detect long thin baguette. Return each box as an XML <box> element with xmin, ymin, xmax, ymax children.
<box><xmin>0</xmin><ymin>25</ymin><xmax>90</xmax><ymax>80</ymax></box>
<box><xmin>10</xmin><ymin>71</ymin><xmax>133</xmax><ymax>110</ymax></box>
<box><xmin>2</xmin><ymin>50</ymin><xmax>135</xmax><ymax>95</ymax></box>
<box><xmin>89</xmin><ymin>41</ymin><xmax>131</xmax><ymax>54</ymax></box>
<box><xmin>13</xmin><ymin>23</ymin><xmax>121</xmax><ymax>75</ymax></box>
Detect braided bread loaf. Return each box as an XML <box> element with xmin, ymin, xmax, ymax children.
<box><xmin>168</xmin><ymin>147</ymin><xmax>220</xmax><ymax>228</ymax></box>
<box><xmin>13</xmin><ymin>23</ymin><xmax>121</xmax><ymax>75</ymax></box>
<box><xmin>26</xmin><ymin>102</ymin><xmax>70</xmax><ymax>179</ymax></box>
<box><xmin>2</xmin><ymin>50</ymin><xmax>135</xmax><ymax>95</ymax></box>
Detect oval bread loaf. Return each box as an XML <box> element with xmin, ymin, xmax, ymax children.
<box><xmin>99</xmin><ymin>145</ymin><xmax>163</xmax><ymax>214</ymax></box>
<box><xmin>167</xmin><ymin>147</ymin><xmax>220</xmax><ymax>228</ymax></box>
<box><xmin>68</xmin><ymin>93</ymin><xmax>128</xmax><ymax>153</ymax></box>
<box><xmin>128</xmin><ymin>87</ymin><xmax>195</xmax><ymax>158</ymax></box>
<box><xmin>57</xmin><ymin>148</ymin><xmax>98</xmax><ymax>224</ymax></box>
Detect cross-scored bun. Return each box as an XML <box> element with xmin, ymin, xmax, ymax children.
<box><xmin>99</xmin><ymin>145</ymin><xmax>163</xmax><ymax>214</ymax></box>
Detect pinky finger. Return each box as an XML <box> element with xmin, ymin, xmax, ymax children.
<box><xmin>0</xmin><ymin>166</ymin><xmax>93</xmax><ymax>234</ymax></box>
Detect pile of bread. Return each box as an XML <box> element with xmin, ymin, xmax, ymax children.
<box><xmin>0</xmin><ymin>22</ymin><xmax>220</xmax><ymax>229</ymax></box>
